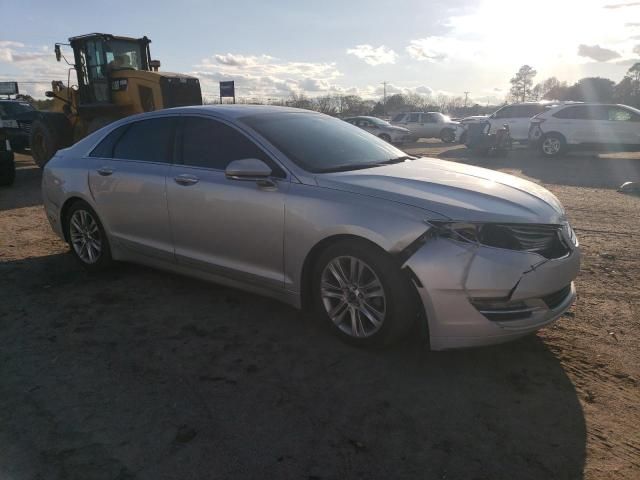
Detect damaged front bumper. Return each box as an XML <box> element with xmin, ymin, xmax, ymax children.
<box><xmin>404</xmin><ymin>235</ymin><xmax>580</xmax><ymax>350</ymax></box>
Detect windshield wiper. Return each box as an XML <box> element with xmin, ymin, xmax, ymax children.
<box><xmin>317</xmin><ymin>163</ymin><xmax>381</xmax><ymax>173</ymax></box>
<box><xmin>317</xmin><ymin>156</ymin><xmax>416</xmax><ymax>173</ymax></box>
<box><xmin>374</xmin><ymin>155</ymin><xmax>417</xmax><ymax>165</ymax></box>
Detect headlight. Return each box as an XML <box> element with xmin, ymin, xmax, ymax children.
<box><xmin>429</xmin><ymin>221</ymin><xmax>572</xmax><ymax>259</ymax></box>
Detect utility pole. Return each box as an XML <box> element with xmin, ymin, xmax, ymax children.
<box><xmin>464</xmin><ymin>91</ymin><xmax>470</xmax><ymax>108</ymax></box>
<box><xmin>381</xmin><ymin>81</ymin><xmax>387</xmax><ymax>116</ymax></box>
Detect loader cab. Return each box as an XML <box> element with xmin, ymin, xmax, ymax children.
<box><xmin>69</xmin><ymin>34</ymin><xmax>151</xmax><ymax>106</ymax></box>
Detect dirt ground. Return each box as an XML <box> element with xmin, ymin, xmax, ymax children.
<box><xmin>1</xmin><ymin>144</ymin><xmax>639</xmax><ymax>480</ymax></box>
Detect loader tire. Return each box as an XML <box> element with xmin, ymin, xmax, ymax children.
<box><xmin>30</xmin><ymin>114</ymin><xmax>72</xmax><ymax>168</ymax></box>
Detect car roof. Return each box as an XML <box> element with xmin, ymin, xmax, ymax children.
<box><xmin>159</xmin><ymin>104</ymin><xmax>318</xmax><ymax>120</ymax></box>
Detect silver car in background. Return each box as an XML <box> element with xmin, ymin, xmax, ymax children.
<box><xmin>343</xmin><ymin>116</ymin><xmax>412</xmax><ymax>144</ymax></box>
<box><xmin>42</xmin><ymin>105</ymin><xmax>580</xmax><ymax>350</ymax></box>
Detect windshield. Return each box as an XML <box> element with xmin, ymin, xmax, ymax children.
<box><xmin>0</xmin><ymin>102</ymin><xmax>34</xmax><ymax>118</ymax></box>
<box><xmin>241</xmin><ymin>112</ymin><xmax>407</xmax><ymax>173</ymax></box>
<box><xmin>105</xmin><ymin>40</ymin><xmax>144</xmax><ymax>70</ymax></box>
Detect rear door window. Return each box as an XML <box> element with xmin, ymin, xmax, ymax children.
<box><xmin>112</xmin><ymin>117</ymin><xmax>176</xmax><ymax>163</ymax></box>
<box><xmin>408</xmin><ymin>113</ymin><xmax>420</xmax><ymax>123</ymax></box>
<box><xmin>553</xmin><ymin>106</ymin><xmax>590</xmax><ymax>120</ymax></box>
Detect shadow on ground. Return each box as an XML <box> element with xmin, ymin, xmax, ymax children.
<box><xmin>0</xmin><ymin>253</ymin><xmax>587</xmax><ymax>479</ymax></box>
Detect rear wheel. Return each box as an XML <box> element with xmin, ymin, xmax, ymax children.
<box><xmin>313</xmin><ymin>240</ymin><xmax>416</xmax><ymax>347</ymax></box>
<box><xmin>440</xmin><ymin>128</ymin><xmax>456</xmax><ymax>143</ymax></box>
<box><xmin>540</xmin><ymin>133</ymin><xmax>566</xmax><ymax>158</ymax></box>
<box><xmin>65</xmin><ymin>201</ymin><xmax>112</xmax><ymax>271</ymax></box>
<box><xmin>30</xmin><ymin>115</ymin><xmax>71</xmax><ymax>168</ymax></box>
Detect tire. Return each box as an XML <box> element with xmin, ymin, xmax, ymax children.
<box><xmin>0</xmin><ymin>151</ymin><xmax>16</xmax><ymax>186</ymax></box>
<box><xmin>539</xmin><ymin>133</ymin><xmax>566</xmax><ymax>158</ymax></box>
<box><xmin>312</xmin><ymin>239</ymin><xmax>416</xmax><ymax>347</ymax></box>
<box><xmin>378</xmin><ymin>133</ymin><xmax>392</xmax><ymax>143</ymax></box>
<box><xmin>30</xmin><ymin>114</ymin><xmax>72</xmax><ymax>168</ymax></box>
<box><xmin>64</xmin><ymin>200</ymin><xmax>112</xmax><ymax>271</ymax></box>
<box><xmin>440</xmin><ymin>128</ymin><xmax>456</xmax><ymax>143</ymax></box>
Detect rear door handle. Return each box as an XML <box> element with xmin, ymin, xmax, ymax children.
<box><xmin>174</xmin><ymin>174</ymin><xmax>199</xmax><ymax>186</ymax></box>
<box><xmin>97</xmin><ymin>167</ymin><xmax>114</xmax><ymax>176</ymax></box>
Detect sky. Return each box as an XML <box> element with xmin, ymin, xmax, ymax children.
<box><xmin>1</xmin><ymin>0</ymin><xmax>639</xmax><ymax>104</ymax></box>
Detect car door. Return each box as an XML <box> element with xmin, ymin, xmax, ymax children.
<box><xmin>88</xmin><ymin>117</ymin><xmax>176</xmax><ymax>261</ymax></box>
<box><xmin>422</xmin><ymin>113</ymin><xmax>441</xmax><ymax>137</ymax></box>
<box><xmin>404</xmin><ymin>113</ymin><xmax>426</xmax><ymax>138</ymax></box>
<box><xmin>510</xmin><ymin>104</ymin><xmax>544</xmax><ymax>141</ymax></box>
<box><xmin>601</xmin><ymin>106</ymin><xmax>640</xmax><ymax>147</ymax></box>
<box><xmin>167</xmin><ymin>115</ymin><xmax>289</xmax><ymax>289</ymax></box>
<box><xmin>490</xmin><ymin>105</ymin><xmax>516</xmax><ymax>136</ymax></box>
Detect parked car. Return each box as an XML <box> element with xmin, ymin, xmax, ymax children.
<box><xmin>0</xmin><ymin>125</ymin><xmax>16</xmax><ymax>186</ymax></box>
<box><xmin>0</xmin><ymin>99</ymin><xmax>36</xmax><ymax>152</ymax></box>
<box><xmin>529</xmin><ymin>103</ymin><xmax>640</xmax><ymax>157</ymax></box>
<box><xmin>343</xmin><ymin>116</ymin><xmax>412</xmax><ymax>143</ymax></box>
<box><xmin>391</xmin><ymin>112</ymin><xmax>459</xmax><ymax>143</ymax></box>
<box><xmin>459</xmin><ymin>103</ymin><xmax>556</xmax><ymax>144</ymax></box>
<box><xmin>42</xmin><ymin>105</ymin><xmax>580</xmax><ymax>350</ymax></box>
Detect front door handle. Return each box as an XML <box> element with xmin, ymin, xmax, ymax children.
<box><xmin>174</xmin><ymin>174</ymin><xmax>199</xmax><ymax>186</ymax></box>
<box><xmin>97</xmin><ymin>167</ymin><xmax>114</xmax><ymax>176</ymax></box>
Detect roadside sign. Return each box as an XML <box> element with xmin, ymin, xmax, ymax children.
<box><xmin>220</xmin><ymin>81</ymin><xmax>235</xmax><ymax>104</ymax></box>
<box><xmin>0</xmin><ymin>82</ymin><xmax>19</xmax><ymax>96</ymax></box>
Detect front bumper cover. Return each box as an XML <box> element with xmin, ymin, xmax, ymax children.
<box><xmin>404</xmin><ymin>236</ymin><xmax>580</xmax><ymax>350</ymax></box>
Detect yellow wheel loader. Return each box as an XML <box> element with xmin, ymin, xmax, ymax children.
<box><xmin>31</xmin><ymin>33</ymin><xmax>202</xmax><ymax>167</ymax></box>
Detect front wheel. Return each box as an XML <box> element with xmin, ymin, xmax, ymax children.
<box><xmin>65</xmin><ymin>201</ymin><xmax>112</xmax><ymax>270</ymax></box>
<box><xmin>313</xmin><ymin>240</ymin><xmax>416</xmax><ymax>347</ymax></box>
<box><xmin>540</xmin><ymin>133</ymin><xmax>566</xmax><ymax>157</ymax></box>
<box><xmin>440</xmin><ymin>128</ymin><xmax>456</xmax><ymax>143</ymax></box>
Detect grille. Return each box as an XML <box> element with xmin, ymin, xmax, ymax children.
<box><xmin>18</xmin><ymin>121</ymin><xmax>32</xmax><ymax>134</ymax></box>
<box><xmin>160</xmin><ymin>77</ymin><xmax>202</xmax><ymax>108</ymax></box>
<box><xmin>542</xmin><ymin>284</ymin><xmax>572</xmax><ymax>309</ymax></box>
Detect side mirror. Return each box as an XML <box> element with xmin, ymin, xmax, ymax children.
<box><xmin>45</xmin><ymin>91</ymin><xmax>54</xmax><ymax>98</ymax></box>
<box><xmin>150</xmin><ymin>59</ymin><xmax>161</xmax><ymax>72</ymax></box>
<box><xmin>225</xmin><ymin>158</ymin><xmax>272</xmax><ymax>180</ymax></box>
<box><xmin>55</xmin><ymin>44</ymin><xmax>61</xmax><ymax>62</ymax></box>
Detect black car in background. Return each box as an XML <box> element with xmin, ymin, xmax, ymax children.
<box><xmin>0</xmin><ymin>100</ymin><xmax>37</xmax><ymax>152</ymax></box>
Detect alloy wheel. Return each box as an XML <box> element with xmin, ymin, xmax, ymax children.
<box><xmin>320</xmin><ymin>256</ymin><xmax>387</xmax><ymax>338</ymax></box>
<box><xmin>542</xmin><ymin>137</ymin><xmax>561</xmax><ymax>155</ymax></box>
<box><xmin>69</xmin><ymin>209</ymin><xmax>102</xmax><ymax>264</ymax></box>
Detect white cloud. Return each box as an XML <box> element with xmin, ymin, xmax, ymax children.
<box><xmin>346</xmin><ymin>44</ymin><xmax>397</xmax><ymax>66</ymax></box>
<box><xmin>194</xmin><ymin>53</ymin><xmax>342</xmax><ymax>99</ymax></box>
<box><xmin>406</xmin><ymin>38</ymin><xmax>454</xmax><ymax>62</ymax></box>
<box><xmin>0</xmin><ymin>40</ymin><xmax>68</xmax><ymax>97</ymax></box>
<box><xmin>577</xmin><ymin>44</ymin><xmax>622</xmax><ymax>62</ymax></box>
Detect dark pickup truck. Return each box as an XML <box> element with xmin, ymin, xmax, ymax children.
<box><xmin>0</xmin><ymin>99</ymin><xmax>37</xmax><ymax>153</ymax></box>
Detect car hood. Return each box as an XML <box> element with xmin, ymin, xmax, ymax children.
<box><xmin>315</xmin><ymin>157</ymin><xmax>566</xmax><ymax>224</ymax></box>
<box><xmin>385</xmin><ymin>125</ymin><xmax>410</xmax><ymax>133</ymax></box>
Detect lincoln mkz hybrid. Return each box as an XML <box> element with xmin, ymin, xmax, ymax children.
<box><xmin>42</xmin><ymin>105</ymin><xmax>580</xmax><ymax>349</ymax></box>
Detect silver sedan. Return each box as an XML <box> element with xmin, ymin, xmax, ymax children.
<box><xmin>42</xmin><ymin>105</ymin><xmax>580</xmax><ymax>349</ymax></box>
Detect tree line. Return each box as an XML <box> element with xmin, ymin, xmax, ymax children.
<box><xmin>509</xmin><ymin>63</ymin><xmax>640</xmax><ymax>107</ymax></box>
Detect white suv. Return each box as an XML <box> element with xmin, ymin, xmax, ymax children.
<box><xmin>460</xmin><ymin>103</ymin><xmax>554</xmax><ymax>144</ymax></box>
<box><xmin>529</xmin><ymin>103</ymin><xmax>640</xmax><ymax>157</ymax></box>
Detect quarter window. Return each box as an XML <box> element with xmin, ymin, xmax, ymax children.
<box><xmin>181</xmin><ymin>117</ymin><xmax>283</xmax><ymax>176</ymax></box>
<box><xmin>112</xmin><ymin>117</ymin><xmax>176</xmax><ymax>163</ymax></box>
<box><xmin>89</xmin><ymin>124</ymin><xmax>128</xmax><ymax>158</ymax></box>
